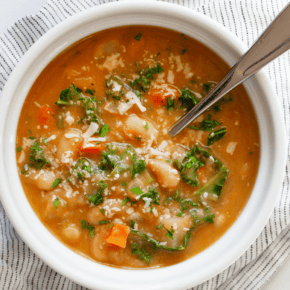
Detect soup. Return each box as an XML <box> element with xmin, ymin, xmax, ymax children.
<box><xmin>16</xmin><ymin>26</ymin><xmax>259</xmax><ymax>268</ymax></box>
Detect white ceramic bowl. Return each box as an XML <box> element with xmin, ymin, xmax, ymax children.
<box><xmin>0</xmin><ymin>1</ymin><xmax>287</xmax><ymax>289</ymax></box>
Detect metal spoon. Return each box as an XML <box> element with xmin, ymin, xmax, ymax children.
<box><xmin>169</xmin><ymin>3</ymin><xmax>290</xmax><ymax>136</ymax></box>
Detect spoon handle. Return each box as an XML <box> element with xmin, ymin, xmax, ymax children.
<box><xmin>169</xmin><ymin>3</ymin><xmax>290</xmax><ymax>136</ymax></box>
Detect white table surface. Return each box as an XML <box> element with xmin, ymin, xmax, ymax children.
<box><xmin>0</xmin><ymin>0</ymin><xmax>289</xmax><ymax>289</ymax></box>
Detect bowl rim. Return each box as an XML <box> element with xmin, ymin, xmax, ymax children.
<box><xmin>0</xmin><ymin>1</ymin><xmax>287</xmax><ymax>290</ymax></box>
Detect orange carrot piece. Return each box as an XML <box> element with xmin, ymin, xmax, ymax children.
<box><xmin>150</xmin><ymin>89</ymin><xmax>167</xmax><ymax>107</ymax></box>
<box><xmin>150</xmin><ymin>88</ymin><xmax>180</xmax><ymax>107</ymax></box>
<box><xmin>106</xmin><ymin>224</ymin><xmax>130</xmax><ymax>248</ymax></box>
<box><xmin>79</xmin><ymin>142</ymin><xmax>104</xmax><ymax>155</ymax></box>
<box><xmin>37</xmin><ymin>105</ymin><xmax>54</xmax><ymax>127</ymax></box>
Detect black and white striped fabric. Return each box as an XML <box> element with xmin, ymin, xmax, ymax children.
<box><xmin>1</xmin><ymin>0</ymin><xmax>290</xmax><ymax>289</ymax></box>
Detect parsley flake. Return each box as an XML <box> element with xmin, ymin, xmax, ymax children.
<box><xmin>99</xmin><ymin>220</ymin><xmax>110</xmax><ymax>225</ymax></box>
<box><xmin>135</xmin><ymin>34</ymin><xmax>142</xmax><ymax>41</ymax></box>
<box><xmin>122</xmin><ymin>197</ymin><xmax>130</xmax><ymax>206</ymax></box>
<box><xmin>99</xmin><ymin>124</ymin><xmax>111</xmax><ymax>137</ymax></box>
<box><xmin>54</xmin><ymin>198</ymin><xmax>61</xmax><ymax>209</ymax></box>
<box><xmin>130</xmin><ymin>186</ymin><xmax>143</xmax><ymax>195</ymax></box>
<box><xmin>51</xmin><ymin>178</ymin><xmax>61</xmax><ymax>189</ymax></box>
<box><xmin>145</xmin><ymin>122</ymin><xmax>149</xmax><ymax>130</ymax></box>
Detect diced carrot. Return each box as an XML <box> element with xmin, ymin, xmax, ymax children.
<box><xmin>106</xmin><ymin>224</ymin><xmax>130</xmax><ymax>248</ymax></box>
<box><xmin>79</xmin><ymin>142</ymin><xmax>104</xmax><ymax>155</ymax></box>
<box><xmin>37</xmin><ymin>105</ymin><xmax>55</xmax><ymax>127</ymax></box>
<box><xmin>150</xmin><ymin>88</ymin><xmax>180</xmax><ymax>107</ymax></box>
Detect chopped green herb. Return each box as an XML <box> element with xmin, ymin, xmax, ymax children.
<box><xmin>16</xmin><ymin>147</ymin><xmax>22</xmax><ymax>152</ymax></box>
<box><xmin>156</xmin><ymin>223</ymin><xmax>164</xmax><ymax>230</ymax></box>
<box><xmin>29</xmin><ymin>142</ymin><xmax>50</xmax><ymax>169</ymax></box>
<box><xmin>130</xmin><ymin>186</ymin><xmax>143</xmax><ymax>196</ymax></box>
<box><xmin>131</xmin><ymin>63</ymin><xmax>163</xmax><ymax>92</ymax></box>
<box><xmin>87</xmin><ymin>225</ymin><xmax>95</xmax><ymax>237</ymax></box>
<box><xmin>203</xmin><ymin>213</ymin><xmax>215</xmax><ymax>224</ymax></box>
<box><xmin>181</xmin><ymin>33</ymin><xmax>187</xmax><ymax>40</ymax></box>
<box><xmin>88</xmin><ymin>180</ymin><xmax>107</xmax><ymax>205</ymax></box>
<box><xmin>131</xmin><ymin>155</ymin><xmax>146</xmax><ymax>178</ymax></box>
<box><xmin>141</xmin><ymin>188</ymin><xmax>160</xmax><ymax>212</ymax></box>
<box><xmin>130</xmin><ymin>220</ymin><xmax>135</xmax><ymax>229</ymax></box>
<box><xmin>135</xmin><ymin>136</ymin><xmax>142</xmax><ymax>141</ymax></box>
<box><xmin>42</xmin><ymin>138</ymin><xmax>48</xmax><ymax>146</ymax></box>
<box><xmin>187</xmin><ymin>125</ymin><xmax>200</xmax><ymax>130</ymax></box>
<box><xmin>100</xmin><ymin>208</ymin><xmax>105</xmax><ymax>215</ymax></box>
<box><xmin>51</xmin><ymin>178</ymin><xmax>61</xmax><ymax>189</ymax></box>
<box><xmin>213</xmin><ymin>104</ymin><xmax>221</xmax><ymax>112</ymax></box>
<box><xmin>21</xmin><ymin>164</ymin><xmax>29</xmax><ymax>175</ymax></box>
<box><xmin>73</xmin><ymin>158</ymin><xmax>97</xmax><ymax>181</ymax></box>
<box><xmin>81</xmin><ymin>219</ymin><xmax>86</xmax><ymax>229</ymax></box>
<box><xmin>28</xmin><ymin>137</ymin><xmax>35</xmax><ymax>140</ymax></box>
<box><xmin>135</xmin><ymin>90</ymin><xmax>142</xmax><ymax>99</ymax></box>
<box><xmin>108</xmin><ymin>224</ymin><xmax>114</xmax><ymax>230</ymax></box>
<box><xmin>249</xmin><ymin>151</ymin><xmax>253</xmax><ymax>154</ymax></box>
<box><xmin>165</xmin><ymin>228</ymin><xmax>175</xmax><ymax>240</ymax></box>
<box><xmin>99</xmin><ymin>124</ymin><xmax>111</xmax><ymax>137</ymax></box>
<box><xmin>135</xmin><ymin>34</ymin><xmax>142</xmax><ymax>41</ymax></box>
<box><xmin>190</xmin><ymin>115</ymin><xmax>220</xmax><ymax>132</ymax></box>
<box><xmin>121</xmin><ymin>182</ymin><xmax>127</xmax><ymax>187</ymax></box>
<box><xmin>203</xmin><ymin>82</ymin><xmax>216</xmax><ymax>94</ymax></box>
<box><xmin>201</xmin><ymin>115</ymin><xmax>220</xmax><ymax>132</ymax></box>
<box><xmin>122</xmin><ymin>197</ymin><xmax>130</xmax><ymax>206</ymax></box>
<box><xmin>164</xmin><ymin>191</ymin><xmax>197</xmax><ymax>216</ymax></box>
<box><xmin>132</xmin><ymin>229</ymin><xmax>191</xmax><ymax>251</ymax></box>
<box><xmin>145</xmin><ymin>122</ymin><xmax>149</xmax><ymax>130</ymax></box>
<box><xmin>178</xmin><ymin>89</ymin><xmax>199</xmax><ymax>111</ymax></box>
<box><xmin>81</xmin><ymin>220</ymin><xmax>95</xmax><ymax>237</ymax></box>
<box><xmin>54</xmin><ymin>198</ymin><xmax>61</xmax><ymax>209</ymax></box>
<box><xmin>99</xmin><ymin>220</ymin><xmax>110</xmax><ymax>225</ymax></box>
<box><xmin>181</xmin><ymin>49</ymin><xmax>187</xmax><ymax>55</ymax></box>
<box><xmin>28</xmin><ymin>130</ymin><xmax>32</xmax><ymax>135</ymax></box>
<box><xmin>167</xmin><ymin>97</ymin><xmax>174</xmax><ymax>110</ymax></box>
<box><xmin>208</xmin><ymin>128</ymin><xmax>227</xmax><ymax>145</ymax></box>
<box><xmin>56</xmin><ymin>84</ymin><xmax>82</xmax><ymax>105</ymax></box>
<box><xmin>55</xmin><ymin>84</ymin><xmax>82</xmax><ymax>106</ymax></box>
<box><xmin>166</xmin><ymin>160</ymin><xmax>170</xmax><ymax>163</ymax></box>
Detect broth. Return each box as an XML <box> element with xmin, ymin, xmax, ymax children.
<box><xmin>16</xmin><ymin>26</ymin><xmax>259</xmax><ymax>268</ymax></box>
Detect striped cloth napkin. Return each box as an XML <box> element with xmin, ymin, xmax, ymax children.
<box><xmin>0</xmin><ymin>0</ymin><xmax>290</xmax><ymax>289</ymax></box>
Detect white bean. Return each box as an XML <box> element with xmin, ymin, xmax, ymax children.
<box><xmin>147</xmin><ymin>159</ymin><xmax>180</xmax><ymax>189</ymax></box>
<box><xmin>62</xmin><ymin>224</ymin><xmax>81</xmax><ymax>244</ymax></box>
<box><xmin>123</xmin><ymin>115</ymin><xmax>158</xmax><ymax>144</ymax></box>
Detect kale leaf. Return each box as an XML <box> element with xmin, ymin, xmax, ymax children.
<box><xmin>132</xmin><ymin>244</ymin><xmax>151</xmax><ymax>264</ymax></box>
<box><xmin>195</xmin><ymin>164</ymin><xmax>228</xmax><ymax>197</ymax></box>
<box><xmin>173</xmin><ymin>147</ymin><xmax>206</xmax><ymax>187</ymax></box>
